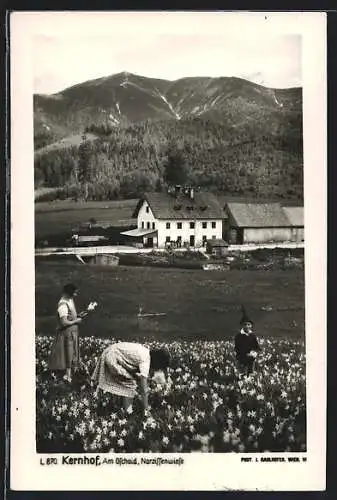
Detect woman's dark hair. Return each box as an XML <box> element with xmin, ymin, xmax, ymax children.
<box><xmin>150</xmin><ymin>347</ymin><xmax>171</xmax><ymax>372</ymax></box>
<box><xmin>63</xmin><ymin>283</ymin><xmax>79</xmax><ymax>297</ymax></box>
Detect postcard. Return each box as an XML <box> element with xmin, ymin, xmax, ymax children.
<box><xmin>10</xmin><ymin>11</ymin><xmax>326</xmax><ymax>491</ymax></box>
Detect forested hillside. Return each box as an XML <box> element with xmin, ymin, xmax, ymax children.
<box><xmin>34</xmin><ymin>73</ymin><xmax>303</xmax><ymax>202</ymax></box>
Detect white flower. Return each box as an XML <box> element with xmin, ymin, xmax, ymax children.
<box><xmin>162</xmin><ymin>436</ymin><xmax>169</xmax><ymax>445</ymax></box>
<box><xmin>117</xmin><ymin>438</ymin><xmax>125</xmax><ymax>447</ymax></box>
<box><xmin>247</xmin><ymin>410</ymin><xmax>256</xmax><ymax>418</ymax></box>
<box><xmin>223</xmin><ymin>432</ymin><xmax>230</xmax><ymax>443</ymax></box>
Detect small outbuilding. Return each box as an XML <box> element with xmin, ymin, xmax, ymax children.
<box><xmin>224</xmin><ymin>202</ymin><xmax>304</xmax><ymax>244</ymax></box>
<box><xmin>206</xmin><ymin>238</ymin><xmax>229</xmax><ymax>257</ymax></box>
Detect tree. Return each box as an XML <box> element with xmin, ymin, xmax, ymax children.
<box><xmin>78</xmin><ymin>134</ymin><xmax>96</xmax><ymax>200</ymax></box>
<box><xmin>163</xmin><ymin>145</ymin><xmax>189</xmax><ymax>186</ymax></box>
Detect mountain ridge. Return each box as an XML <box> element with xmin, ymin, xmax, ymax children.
<box><xmin>34</xmin><ymin>72</ymin><xmax>302</xmax><ymax>146</ymax></box>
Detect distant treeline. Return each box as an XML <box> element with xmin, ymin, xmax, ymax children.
<box><xmin>34</xmin><ymin>113</ymin><xmax>303</xmax><ymax>202</ymax></box>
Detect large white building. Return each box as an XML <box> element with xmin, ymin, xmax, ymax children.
<box><xmin>121</xmin><ymin>188</ymin><xmax>225</xmax><ymax>249</ymax></box>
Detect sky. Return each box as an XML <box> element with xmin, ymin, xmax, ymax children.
<box><xmin>32</xmin><ymin>13</ymin><xmax>302</xmax><ymax>95</ymax></box>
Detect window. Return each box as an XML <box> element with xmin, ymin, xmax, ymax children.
<box><xmin>146</xmin><ymin>206</ymin><xmax>149</xmax><ymax>213</ymax></box>
<box><xmin>166</xmin><ymin>222</ymin><xmax>171</xmax><ymax>229</ymax></box>
<box><xmin>190</xmin><ymin>222</ymin><xmax>195</xmax><ymax>229</ymax></box>
<box><xmin>202</xmin><ymin>235</ymin><xmax>207</xmax><ymax>242</ymax></box>
<box><xmin>211</xmin><ymin>221</ymin><xmax>216</xmax><ymax>229</ymax></box>
<box><xmin>212</xmin><ymin>235</ymin><xmax>216</xmax><ymax>239</ymax></box>
<box><xmin>166</xmin><ymin>236</ymin><xmax>171</xmax><ymax>243</ymax></box>
<box><xmin>141</xmin><ymin>221</ymin><xmax>144</xmax><ymax>228</ymax></box>
<box><xmin>147</xmin><ymin>222</ymin><xmax>150</xmax><ymax>229</ymax></box>
<box><xmin>202</xmin><ymin>222</ymin><xmax>207</xmax><ymax>229</ymax></box>
<box><xmin>177</xmin><ymin>222</ymin><xmax>182</xmax><ymax>229</ymax></box>
<box><xmin>152</xmin><ymin>222</ymin><xmax>155</xmax><ymax>230</ymax></box>
<box><xmin>177</xmin><ymin>236</ymin><xmax>182</xmax><ymax>242</ymax></box>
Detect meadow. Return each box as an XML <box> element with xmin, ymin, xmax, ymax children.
<box><xmin>35</xmin><ymin>261</ymin><xmax>305</xmax><ymax>341</ymax></box>
<box><xmin>36</xmin><ymin>262</ymin><xmax>305</xmax><ymax>453</ymax></box>
<box><xmin>35</xmin><ymin>199</ymin><xmax>138</xmax><ymax>241</ymax></box>
<box><xmin>36</xmin><ymin>335</ymin><xmax>306</xmax><ymax>453</ymax></box>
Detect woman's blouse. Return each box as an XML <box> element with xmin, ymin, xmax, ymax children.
<box><xmin>57</xmin><ymin>297</ymin><xmax>77</xmax><ymax>321</ymax></box>
<box><xmin>112</xmin><ymin>342</ymin><xmax>151</xmax><ymax>378</ymax></box>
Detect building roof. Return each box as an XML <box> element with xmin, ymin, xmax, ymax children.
<box><xmin>120</xmin><ymin>228</ymin><xmax>157</xmax><ymax>238</ymax></box>
<box><xmin>133</xmin><ymin>191</ymin><xmax>224</xmax><ymax>220</ymax></box>
<box><xmin>226</xmin><ymin>202</ymin><xmax>290</xmax><ymax>228</ymax></box>
<box><xmin>282</xmin><ymin>206</ymin><xmax>304</xmax><ymax>227</ymax></box>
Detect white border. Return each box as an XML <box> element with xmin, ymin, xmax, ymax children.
<box><xmin>10</xmin><ymin>11</ymin><xmax>326</xmax><ymax>491</ymax></box>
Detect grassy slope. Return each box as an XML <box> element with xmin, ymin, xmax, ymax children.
<box><xmin>35</xmin><ymin>199</ymin><xmax>138</xmax><ymax>239</ymax></box>
<box><xmin>35</xmin><ymin>133</ymin><xmax>98</xmax><ymax>157</ymax></box>
<box><xmin>35</xmin><ymin>261</ymin><xmax>305</xmax><ymax>341</ymax></box>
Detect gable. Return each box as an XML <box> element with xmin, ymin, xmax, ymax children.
<box><xmin>283</xmin><ymin>206</ymin><xmax>304</xmax><ymax>227</ymax></box>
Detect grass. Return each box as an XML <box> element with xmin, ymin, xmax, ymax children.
<box><xmin>35</xmin><ymin>133</ymin><xmax>98</xmax><ymax>156</ymax></box>
<box><xmin>35</xmin><ymin>199</ymin><xmax>138</xmax><ymax>240</ymax></box>
<box><xmin>35</xmin><ymin>261</ymin><xmax>305</xmax><ymax>341</ymax></box>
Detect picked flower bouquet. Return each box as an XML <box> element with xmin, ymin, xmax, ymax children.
<box><xmin>79</xmin><ymin>301</ymin><xmax>98</xmax><ymax>318</ymax></box>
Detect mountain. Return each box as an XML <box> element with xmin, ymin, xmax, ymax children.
<box><xmin>34</xmin><ymin>72</ymin><xmax>303</xmax><ymax>202</ymax></box>
<box><xmin>34</xmin><ymin>71</ymin><xmax>302</xmax><ymax>145</ymax></box>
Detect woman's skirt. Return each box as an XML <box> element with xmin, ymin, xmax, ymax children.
<box><xmin>91</xmin><ymin>346</ymin><xmax>137</xmax><ymax>398</ymax></box>
<box><xmin>49</xmin><ymin>328</ymin><xmax>79</xmax><ymax>371</ymax></box>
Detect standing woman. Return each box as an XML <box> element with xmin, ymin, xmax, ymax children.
<box><xmin>49</xmin><ymin>283</ymin><xmax>86</xmax><ymax>382</ymax></box>
<box><xmin>92</xmin><ymin>342</ymin><xmax>170</xmax><ymax>414</ymax></box>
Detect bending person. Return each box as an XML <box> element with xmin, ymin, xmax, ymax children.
<box><xmin>92</xmin><ymin>342</ymin><xmax>170</xmax><ymax>414</ymax></box>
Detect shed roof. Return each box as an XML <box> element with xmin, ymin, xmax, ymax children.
<box><xmin>133</xmin><ymin>191</ymin><xmax>224</xmax><ymax>220</ymax></box>
<box><xmin>207</xmin><ymin>238</ymin><xmax>228</xmax><ymax>247</ymax></box>
<box><xmin>120</xmin><ymin>228</ymin><xmax>157</xmax><ymax>238</ymax></box>
<box><xmin>226</xmin><ymin>202</ymin><xmax>290</xmax><ymax>228</ymax></box>
<box><xmin>282</xmin><ymin>206</ymin><xmax>304</xmax><ymax>227</ymax></box>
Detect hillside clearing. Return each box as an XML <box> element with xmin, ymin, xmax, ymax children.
<box><xmin>35</xmin><ymin>133</ymin><xmax>99</xmax><ymax>157</ymax></box>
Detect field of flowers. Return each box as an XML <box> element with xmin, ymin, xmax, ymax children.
<box><xmin>36</xmin><ymin>335</ymin><xmax>306</xmax><ymax>454</ymax></box>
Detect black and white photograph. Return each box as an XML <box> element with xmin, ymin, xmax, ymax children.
<box><xmin>10</xmin><ymin>11</ymin><xmax>326</xmax><ymax>491</ymax></box>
